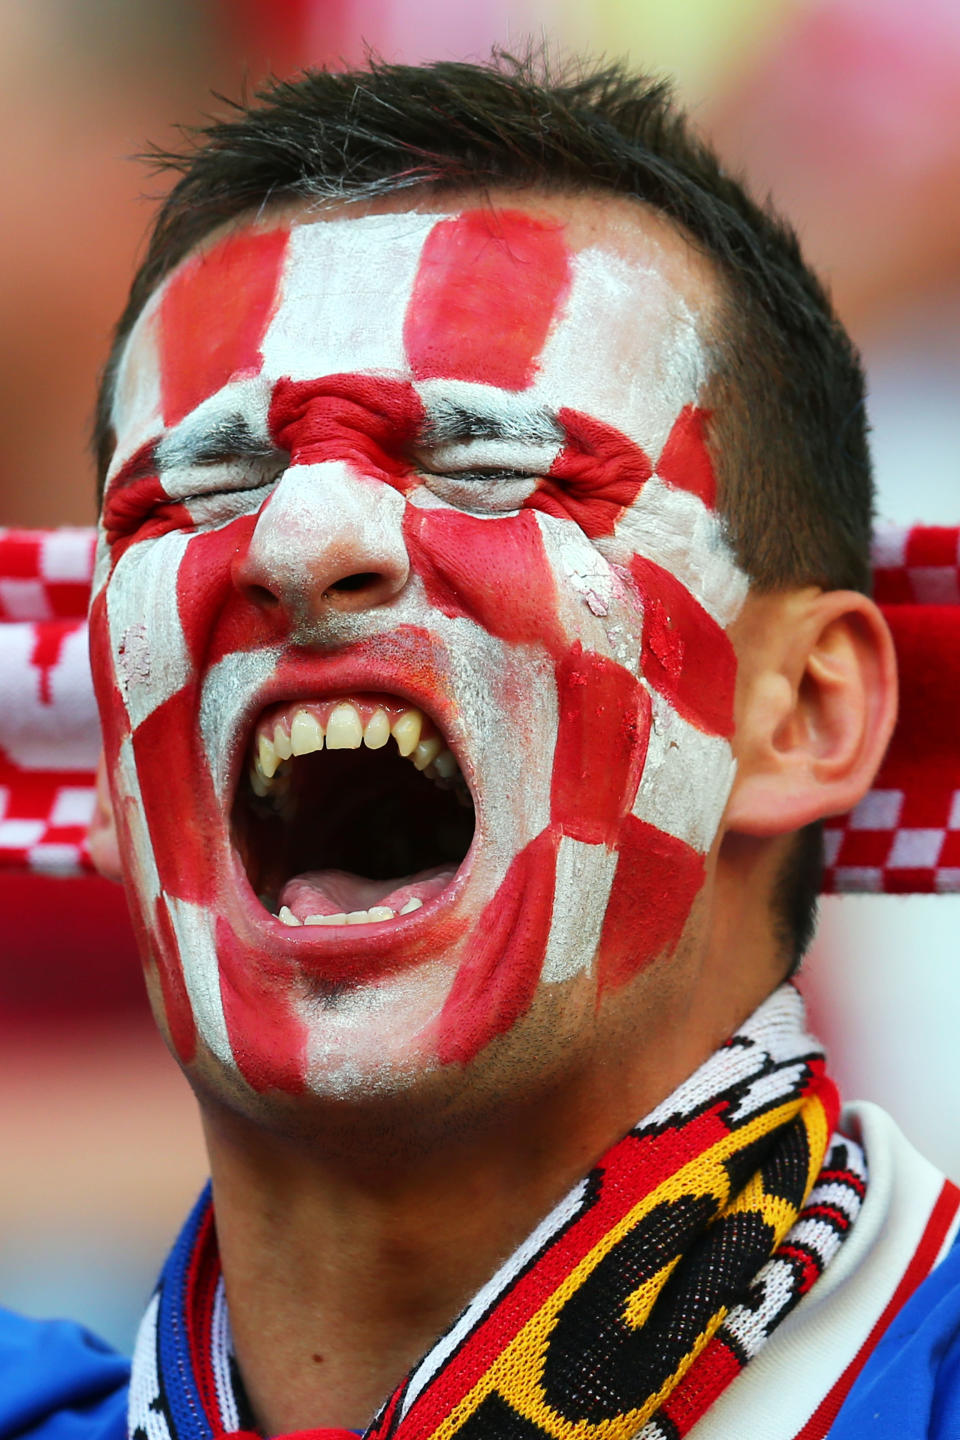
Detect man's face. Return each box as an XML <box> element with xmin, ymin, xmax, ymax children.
<box><xmin>90</xmin><ymin>193</ymin><xmax>748</xmax><ymax>1106</ymax></box>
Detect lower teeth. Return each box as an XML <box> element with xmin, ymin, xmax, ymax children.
<box><xmin>277</xmin><ymin>897</ymin><xmax>423</xmax><ymax>927</ymax></box>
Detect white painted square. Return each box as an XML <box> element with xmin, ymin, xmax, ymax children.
<box><xmin>533</xmin><ymin>246</ymin><xmax>706</xmax><ymax>460</ymax></box>
<box><xmin>166</xmin><ymin>896</ymin><xmax>234</xmax><ymax>1067</ymax></box>
<box><xmin>610</xmin><ymin>478</ymin><xmax>748</xmax><ymax>628</ymax></box>
<box><xmin>935</xmin><ymin>869</ymin><xmax>960</xmax><ymax>893</ymax></box>
<box><xmin>110</xmin><ymin>292</ymin><xmax>163</xmax><ymax>442</ymax></box>
<box><xmin>823</xmin><ymin>828</ymin><xmax>844</xmax><ymax>866</ymax></box>
<box><xmin>107</xmin><ymin>532</ymin><xmax>192</xmax><ymax>732</ymax></box>
<box><xmin>632</xmin><ymin>695</ymin><xmax>735</xmax><ymax>853</ymax></box>
<box><xmin>848</xmin><ymin>789</ymin><xmax>902</xmax><ymax>831</ymax></box>
<box><xmin>0</xmin><ymin>578</ymin><xmax>51</xmax><ymax>622</ymax></box>
<box><xmin>948</xmin><ymin>791</ymin><xmax>960</xmax><ymax>829</ymax></box>
<box><xmin>542</xmin><ymin>837</ymin><xmax>618</xmax><ymax>983</ymax></box>
<box><xmin>49</xmin><ymin>786</ymin><xmax>97</xmax><ymax>827</ymax></box>
<box><xmin>887</xmin><ymin>829</ymin><xmax>945</xmax><ymax>869</ymax></box>
<box><xmin>261</xmin><ymin>213</ymin><xmax>429</xmax><ymax>383</ymax></box>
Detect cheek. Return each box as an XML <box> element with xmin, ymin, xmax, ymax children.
<box><xmin>630</xmin><ymin>557</ymin><xmax>737</xmax><ymax>738</ymax></box>
<box><xmin>101</xmin><ymin>533</ymin><xmax>229</xmax><ymax>901</ymax></box>
<box><xmin>152</xmin><ymin>897</ymin><xmax>198</xmax><ymax>1064</ymax></box>
<box><xmin>100</xmin><ymin>517</ymin><xmax>273</xmax><ymax>898</ymax></box>
<box><xmin>90</xmin><ymin>597</ymin><xmax>201</xmax><ymax>1064</ymax></box>
<box><xmin>129</xmin><ymin>686</ymin><xmax>219</xmax><ymax>904</ymax></box>
<box><xmin>95</xmin><ymin>529</ymin><xmax>257</xmax><ymax>1059</ymax></box>
<box><xmin>403</xmin><ymin>506</ymin><xmax>569</xmax><ymax>657</ymax></box>
<box><xmin>423</xmin><ymin>641</ymin><xmax>655</xmax><ymax>1066</ymax></box>
<box><xmin>596</xmin><ymin>819</ymin><xmax>706</xmax><ymax>992</ymax></box>
<box><xmin>214</xmin><ymin>916</ymin><xmax>310</xmax><ymax>1095</ymax></box>
<box><xmin>551</xmin><ymin>645</ymin><xmax>650</xmax><ymax>846</ymax></box>
<box><xmin>430</xmin><ymin>827</ymin><xmax>560</xmax><ymax>1066</ymax></box>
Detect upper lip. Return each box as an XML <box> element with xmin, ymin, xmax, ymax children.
<box><xmin>222</xmin><ymin>645</ymin><xmax>475</xmax><ymax>817</ymax></box>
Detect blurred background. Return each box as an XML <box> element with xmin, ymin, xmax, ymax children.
<box><xmin>0</xmin><ymin>0</ymin><xmax>957</xmax><ymax>1353</ymax></box>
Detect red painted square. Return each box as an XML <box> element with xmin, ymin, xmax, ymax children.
<box><xmin>404</xmin><ymin>210</ymin><xmax>571</xmax><ymax>390</ymax></box>
<box><xmin>597</xmin><ymin>817</ymin><xmax>704</xmax><ymax>989</ymax></box>
<box><xmin>630</xmin><ymin>557</ymin><xmax>736</xmax><ymax>737</ymax></box>
<box><xmin>160</xmin><ymin>225</ymin><xmax>289</xmax><ymax>427</ymax></box>
<box><xmin>655</xmin><ymin>404</ymin><xmax>716</xmax><ymax>509</ymax></box>
<box><xmin>550</xmin><ymin>645</ymin><xmax>650</xmax><ymax>845</ymax></box>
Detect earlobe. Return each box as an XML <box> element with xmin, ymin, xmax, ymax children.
<box><xmin>724</xmin><ymin>589</ymin><xmax>898</xmax><ymax>837</ymax></box>
<box><xmin>88</xmin><ymin>751</ymin><xmax>123</xmax><ymax>882</ymax></box>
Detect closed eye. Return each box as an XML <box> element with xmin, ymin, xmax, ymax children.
<box><xmin>152</xmin><ymin>450</ymin><xmax>287</xmax><ymax>533</ymax></box>
<box><xmin>415</xmin><ymin>436</ymin><xmax>559</xmax><ymax>478</ymax></box>
<box><xmin>178</xmin><ymin>478</ymin><xmax>276</xmax><ymax>510</ymax></box>
<box><xmin>420</xmin><ymin>466</ymin><xmax>537</xmax><ymax>484</ymax></box>
<box><xmin>411</xmin><ymin>434</ymin><xmax>559</xmax><ymax>514</ymax></box>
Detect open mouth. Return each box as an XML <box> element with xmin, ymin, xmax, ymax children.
<box><xmin>232</xmin><ymin>695</ymin><xmax>475</xmax><ymax>928</ymax></box>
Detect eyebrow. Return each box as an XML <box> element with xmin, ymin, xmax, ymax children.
<box><xmin>156</xmin><ymin>415</ymin><xmax>282</xmax><ymax>470</ymax></box>
<box><xmin>114</xmin><ymin>398</ymin><xmax>562</xmax><ymax>486</ymax></box>
<box><xmin>419</xmin><ymin>398</ymin><xmax>563</xmax><ymax>448</ymax></box>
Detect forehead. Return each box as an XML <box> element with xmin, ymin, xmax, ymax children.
<box><xmin>111</xmin><ymin>191</ymin><xmax>717</xmax><ymax>465</ymax></box>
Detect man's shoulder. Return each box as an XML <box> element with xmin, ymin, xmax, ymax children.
<box><xmin>825</xmin><ymin>1102</ymin><xmax>960</xmax><ymax>1438</ymax></box>
<box><xmin>830</xmin><ymin>1223</ymin><xmax>960</xmax><ymax>1437</ymax></box>
<box><xmin>688</xmin><ymin>1100</ymin><xmax>960</xmax><ymax>1437</ymax></box>
<box><xmin>0</xmin><ymin>1306</ymin><xmax>129</xmax><ymax>1440</ymax></box>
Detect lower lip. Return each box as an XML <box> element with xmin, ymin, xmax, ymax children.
<box><xmin>228</xmin><ymin>846</ymin><xmax>474</xmax><ymax>985</ymax></box>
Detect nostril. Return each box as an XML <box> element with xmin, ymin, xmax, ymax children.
<box><xmin>328</xmin><ymin>572</ymin><xmax>380</xmax><ymax>593</ymax></box>
<box><xmin>245</xmin><ymin>583</ymin><xmax>281</xmax><ymax>610</ymax></box>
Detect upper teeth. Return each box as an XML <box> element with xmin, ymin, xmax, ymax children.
<box><xmin>250</xmin><ymin>700</ymin><xmax>463</xmax><ymax>793</ymax></box>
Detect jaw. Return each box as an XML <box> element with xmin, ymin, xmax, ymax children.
<box><xmin>125</xmin><ymin>631</ymin><xmax>564</xmax><ymax>1095</ymax></box>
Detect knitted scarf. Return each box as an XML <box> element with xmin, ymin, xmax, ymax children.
<box><xmin>129</xmin><ymin>986</ymin><xmax>866</xmax><ymax>1440</ymax></box>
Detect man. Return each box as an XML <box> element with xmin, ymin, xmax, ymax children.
<box><xmin>6</xmin><ymin>54</ymin><xmax>959</xmax><ymax>1440</ymax></box>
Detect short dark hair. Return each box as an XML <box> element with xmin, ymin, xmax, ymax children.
<box><xmin>96</xmin><ymin>53</ymin><xmax>874</xmax><ymax>964</ymax></box>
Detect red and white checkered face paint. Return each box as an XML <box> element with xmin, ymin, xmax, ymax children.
<box><xmin>89</xmin><ymin>205</ymin><xmax>749</xmax><ymax>1097</ymax></box>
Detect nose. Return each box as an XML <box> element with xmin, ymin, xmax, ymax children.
<box><xmin>232</xmin><ymin>461</ymin><xmax>410</xmax><ymax>625</ymax></box>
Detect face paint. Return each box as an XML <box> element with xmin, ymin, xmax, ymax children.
<box><xmin>90</xmin><ymin>202</ymin><xmax>747</xmax><ymax>1101</ymax></box>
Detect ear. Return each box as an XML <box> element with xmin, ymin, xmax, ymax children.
<box><xmin>88</xmin><ymin>751</ymin><xmax>123</xmax><ymax>881</ymax></box>
<box><xmin>724</xmin><ymin>588</ymin><xmax>898</xmax><ymax>836</ymax></box>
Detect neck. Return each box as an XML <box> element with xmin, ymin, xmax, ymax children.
<box><xmin>203</xmin><ymin>1048</ymin><xmax>662</xmax><ymax>1432</ymax></box>
<box><xmin>200</xmin><ymin>894</ymin><xmax>781</xmax><ymax>1434</ymax></box>
<box><xmin>205</xmin><ymin>1108</ymin><xmax>576</xmax><ymax>1430</ymax></box>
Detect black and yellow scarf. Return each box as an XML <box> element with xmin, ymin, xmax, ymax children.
<box><xmin>129</xmin><ymin>986</ymin><xmax>865</xmax><ymax>1440</ymax></box>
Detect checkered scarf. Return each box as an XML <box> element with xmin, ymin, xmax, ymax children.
<box><xmin>128</xmin><ymin>986</ymin><xmax>866</xmax><ymax>1440</ymax></box>
<box><xmin>3</xmin><ymin>524</ymin><xmax>957</xmax><ymax>892</ymax></box>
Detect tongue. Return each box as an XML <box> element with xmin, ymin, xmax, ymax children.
<box><xmin>279</xmin><ymin>864</ymin><xmax>455</xmax><ymax>920</ymax></box>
